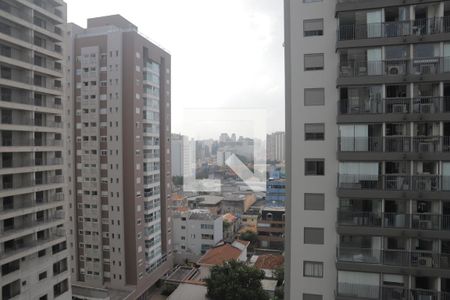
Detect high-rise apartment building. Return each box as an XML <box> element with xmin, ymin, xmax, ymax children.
<box><xmin>267</xmin><ymin>131</ymin><xmax>285</xmax><ymax>162</ymax></box>
<box><xmin>286</xmin><ymin>0</ymin><xmax>450</xmax><ymax>299</ymax></box>
<box><xmin>65</xmin><ymin>15</ymin><xmax>172</xmax><ymax>299</ymax></box>
<box><xmin>0</xmin><ymin>0</ymin><xmax>70</xmax><ymax>299</ymax></box>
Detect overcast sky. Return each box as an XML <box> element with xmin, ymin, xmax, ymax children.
<box><xmin>66</xmin><ymin>0</ymin><xmax>285</xmax><ymax>140</ymax></box>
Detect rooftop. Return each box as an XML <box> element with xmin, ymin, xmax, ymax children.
<box><xmin>254</xmin><ymin>255</ymin><xmax>284</xmax><ymax>270</ymax></box>
<box><xmin>197</xmin><ymin>241</ymin><xmax>247</xmax><ymax>266</ymax></box>
<box><xmin>168</xmin><ymin>283</ymin><xmax>208</xmax><ymax>300</ymax></box>
<box><xmin>262</xmin><ymin>206</ymin><xmax>286</xmax><ymax>212</ymax></box>
<box><xmin>174</xmin><ymin>209</ymin><xmax>220</xmax><ymax>221</ymax></box>
<box><xmin>187</xmin><ymin>195</ymin><xmax>224</xmax><ymax>206</ymax></box>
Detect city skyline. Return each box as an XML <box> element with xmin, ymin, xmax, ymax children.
<box><xmin>65</xmin><ymin>0</ymin><xmax>285</xmax><ymax>139</ymax></box>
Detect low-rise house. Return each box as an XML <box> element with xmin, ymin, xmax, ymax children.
<box><xmin>197</xmin><ymin>240</ymin><xmax>249</xmax><ymax>267</ymax></box>
<box><xmin>253</xmin><ymin>254</ymin><xmax>284</xmax><ymax>279</ymax></box>
<box><xmin>187</xmin><ymin>195</ymin><xmax>224</xmax><ymax>215</ymax></box>
<box><xmin>172</xmin><ymin>209</ymin><xmax>223</xmax><ymax>263</ymax></box>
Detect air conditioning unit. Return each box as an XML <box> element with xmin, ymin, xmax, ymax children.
<box><xmin>419</xmin><ymin>142</ymin><xmax>432</xmax><ymax>152</ymax></box>
<box><xmin>388</xmin><ymin>65</ymin><xmax>401</xmax><ymax>75</ymax></box>
<box><xmin>392</xmin><ymin>104</ymin><xmax>407</xmax><ymax>113</ymax></box>
<box><xmin>420</xmin><ymin>103</ymin><xmax>432</xmax><ymax>113</ymax></box>
<box><xmin>420</xmin><ymin>64</ymin><xmax>433</xmax><ymax>74</ymax></box>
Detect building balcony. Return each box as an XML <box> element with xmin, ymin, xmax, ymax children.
<box><xmin>0</xmin><ymin>175</ymin><xmax>63</xmax><ymax>191</ymax></box>
<box><xmin>339</xmin><ymin>57</ymin><xmax>450</xmax><ymax>78</ymax></box>
<box><xmin>338</xmin><ymin>136</ymin><xmax>450</xmax><ymax>153</ymax></box>
<box><xmin>336</xmin><ymin>283</ymin><xmax>449</xmax><ymax>300</ymax></box>
<box><xmin>337</xmin><ymin>17</ymin><xmax>450</xmax><ymax>41</ymax></box>
<box><xmin>337</xmin><ymin>247</ymin><xmax>450</xmax><ymax>269</ymax></box>
<box><xmin>0</xmin><ymin>1</ymin><xmax>32</xmax><ymax>23</ymax></box>
<box><xmin>0</xmin><ymin>138</ymin><xmax>62</xmax><ymax>147</ymax></box>
<box><xmin>0</xmin><ymin>192</ymin><xmax>63</xmax><ymax>215</ymax></box>
<box><xmin>339</xmin><ymin>97</ymin><xmax>450</xmax><ymax>115</ymax></box>
<box><xmin>0</xmin><ymin>228</ymin><xmax>65</xmax><ymax>261</ymax></box>
<box><xmin>338</xmin><ymin>174</ymin><xmax>450</xmax><ymax>193</ymax></box>
<box><xmin>337</xmin><ymin>210</ymin><xmax>450</xmax><ymax>231</ymax></box>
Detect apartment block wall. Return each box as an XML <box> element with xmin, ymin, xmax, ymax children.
<box><xmin>66</xmin><ymin>16</ymin><xmax>172</xmax><ymax>299</ymax></box>
<box><xmin>0</xmin><ymin>0</ymin><xmax>70</xmax><ymax>299</ymax></box>
<box><xmin>285</xmin><ymin>0</ymin><xmax>338</xmax><ymax>299</ymax></box>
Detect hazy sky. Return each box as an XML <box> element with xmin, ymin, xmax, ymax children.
<box><xmin>66</xmin><ymin>0</ymin><xmax>285</xmax><ymax>140</ymax></box>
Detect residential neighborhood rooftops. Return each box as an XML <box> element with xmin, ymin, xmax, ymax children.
<box><xmin>187</xmin><ymin>195</ymin><xmax>224</xmax><ymax>206</ymax></box>
<box><xmin>254</xmin><ymin>254</ymin><xmax>284</xmax><ymax>270</ymax></box>
<box><xmin>173</xmin><ymin>209</ymin><xmax>220</xmax><ymax>221</ymax></box>
<box><xmin>197</xmin><ymin>240</ymin><xmax>248</xmax><ymax>266</ymax></box>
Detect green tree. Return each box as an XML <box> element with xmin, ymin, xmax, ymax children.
<box><xmin>273</xmin><ymin>266</ymin><xmax>284</xmax><ymax>285</ymax></box>
<box><xmin>239</xmin><ymin>230</ymin><xmax>258</xmax><ymax>251</ymax></box>
<box><xmin>206</xmin><ymin>260</ymin><xmax>269</xmax><ymax>300</ymax></box>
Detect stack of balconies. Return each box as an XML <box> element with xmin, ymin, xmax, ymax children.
<box><xmin>336</xmin><ymin>1</ymin><xmax>450</xmax><ymax>299</ymax></box>
<box><xmin>0</xmin><ymin>0</ymin><xmax>68</xmax><ymax>299</ymax></box>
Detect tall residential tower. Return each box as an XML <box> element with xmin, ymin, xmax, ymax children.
<box><xmin>286</xmin><ymin>0</ymin><xmax>450</xmax><ymax>299</ymax></box>
<box><xmin>65</xmin><ymin>15</ymin><xmax>172</xmax><ymax>299</ymax></box>
<box><xmin>0</xmin><ymin>0</ymin><xmax>70</xmax><ymax>299</ymax></box>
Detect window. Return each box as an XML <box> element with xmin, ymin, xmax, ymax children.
<box><xmin>39</xmin><ymin>271</ymin><xmax>47</xmax><ymax>280</ymax></box>
<box><xmin>303</xmin><ymin>294</ymin><xmax>323</xmax><ymax>300</ymax></box>
<box><xmin>304</xmin><ymin>227</ymin><xmax>324</xmax><ymax>244</ymax></box>
<box><xmin>303</xmin><ymin>261</ymin><xmax>323</xmax><ymax>278</ymax></box>
<box><xmin>305</xmin><ymin>123</ymin><xmax>324</xmax><ymax>140</ymax></box>
<box><xmin>305</xmin><ymin>159</ymin><xmax>324</xmax><ymax>175</ymax></box>
<box><xmin>304</xmin><ymin>53</ymin><xmax>324</xmax><ymax>71</ymax></box>
<box><xmin>304</xmin><ymin>88</ymin><xmax>324</xmax><ymax>106</ymax></box>
<box><xmin>304</xmin><ymin>193</ymin><xmax>325</xmax><ymax>211</ymax></box>
<box><xmin>304</xmin><ymin>19</ymin><xmax>323</xmax><ymax>37</ymax></box>
<box><xmin>201</xmin><ymin>224</ymin><xmax>214</xmax><ymax>230</ymax></box>
<box><xmin>201</xmin><ymin>234</ymin><xmax>214</xmax><ymax>240</ymax></box>
<box><xmin>53</xmin><ymin>279</ymin><xmax>68</xmax><ymax>297</ymax></box>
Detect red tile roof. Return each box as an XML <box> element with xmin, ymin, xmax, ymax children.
<box><xmin>254</xmin><ymin>255</ymin><xmax>284</xmax><ymax>270</ymax></box>
<box><xmin>197</xmin><ymin>243</ymin><xmax>242</xmax><ymax>266</ymax></box>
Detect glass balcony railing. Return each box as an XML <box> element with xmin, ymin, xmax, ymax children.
<box><xmin>338</xmin><ymin>17</ymin><xmax>450</xmax><ymax>41</ymax></box>
<box><xmin>338</xmin><ymin>136</ymin><xmax>450</xmax><ymax>153</ymax></box>
<box><xmin>338</xmin><ymin>174</ymin><xmax>450</xmax><ymax>192</ymax></box>
<box><xmin>339</xmin><ymin>97</ymin><xmax>450</xmax><ymax>115</ymax></box>
<box><xmin>337</xmin><ymin>247</ymin><xmax>450</xmax><ymax>269</ymax></box>
<box><xmin>337</xmin><ymin>283</ymin><xmax>449</xmax><ymax>300</ymax></box>
<box><xmin>337</xmin><ymin>210</ymin><xmax>450</xmax><ymax>230</ymax></box>
<box><xmin>339</xmin><ymin>57</ymin><xmax>450</xmax><ymax>77</ymax></box>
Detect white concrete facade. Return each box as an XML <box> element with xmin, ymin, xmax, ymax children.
<box><xmin>172</xmin><ymin>209</ymin><xmax>223</xmax><ymax>263</ymax></box>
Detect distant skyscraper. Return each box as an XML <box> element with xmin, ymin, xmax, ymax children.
<box><xmin>65</xmin><ymin>15</ymin><xmax>172</xmax><ymax>298</ymax></box>
<box><xmin>0</xmin><ymin>1</ymin><xmax>70</xmax><ymax>299</ymax></box>
<box><xmin>219</xmin><ymin>133</ymin><xmax>230</xmax><ymax>143</ymax></box>
<box><xmin>267</xmin><ymin>132</ymin><xmax>285</xmax><ymax>162</ymax></box>
<box><xmin>231</xmin><ymin>133</ymin><xmax>237</xmax><ymax>143</ymax></box>
<box><xmin>171</xmin><ymin>134</ymin><xmax>184</xmax><ymax>177</ymax></box>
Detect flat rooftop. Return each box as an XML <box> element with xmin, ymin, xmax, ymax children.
<box><xmin>187</xmin><ymin>195</ymin><xmax>224</xmax><ymax>205</ymax></box>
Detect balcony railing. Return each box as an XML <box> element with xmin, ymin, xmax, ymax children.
<box><xmin>337</xmin><ymin>210</ymin><xmax>450</xmax><ymax>231</ymax></box>
<box><xmin>339</xmin><ymin>57</ymin><xmax>450</xmax><ymax>78</ymax></box>
<box><xmin>338</xmin><ymin>136</ymin><xmax>450</xmax><ymax>153</ymax></box>
<box><xmin>1</xmin><ymin>175</ymin><xmax>63</xmax><ymax>191</ymax></box>
<box><xmin>338</xmin><ymin>17</ymin><xmax>450</xmax><ymax>41</ymax></box>
<box><xmin>338</xmin><ymin>247</ymin><xmax>450</xmax><ymax>269</ymax></box>
<box><xmin>339</xmin><ymin>97</ymin><xmax>450</xmax><ymax>115</ymax></box>
<box><xmin>337</xmin><ymin>283</ymin><xmax>448</xmax><ymax>300</ymax></box>
<box><xmin>338</xmin><ymin>174</ymin><xmax>450</xmax><ymax>192</ymax></box>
